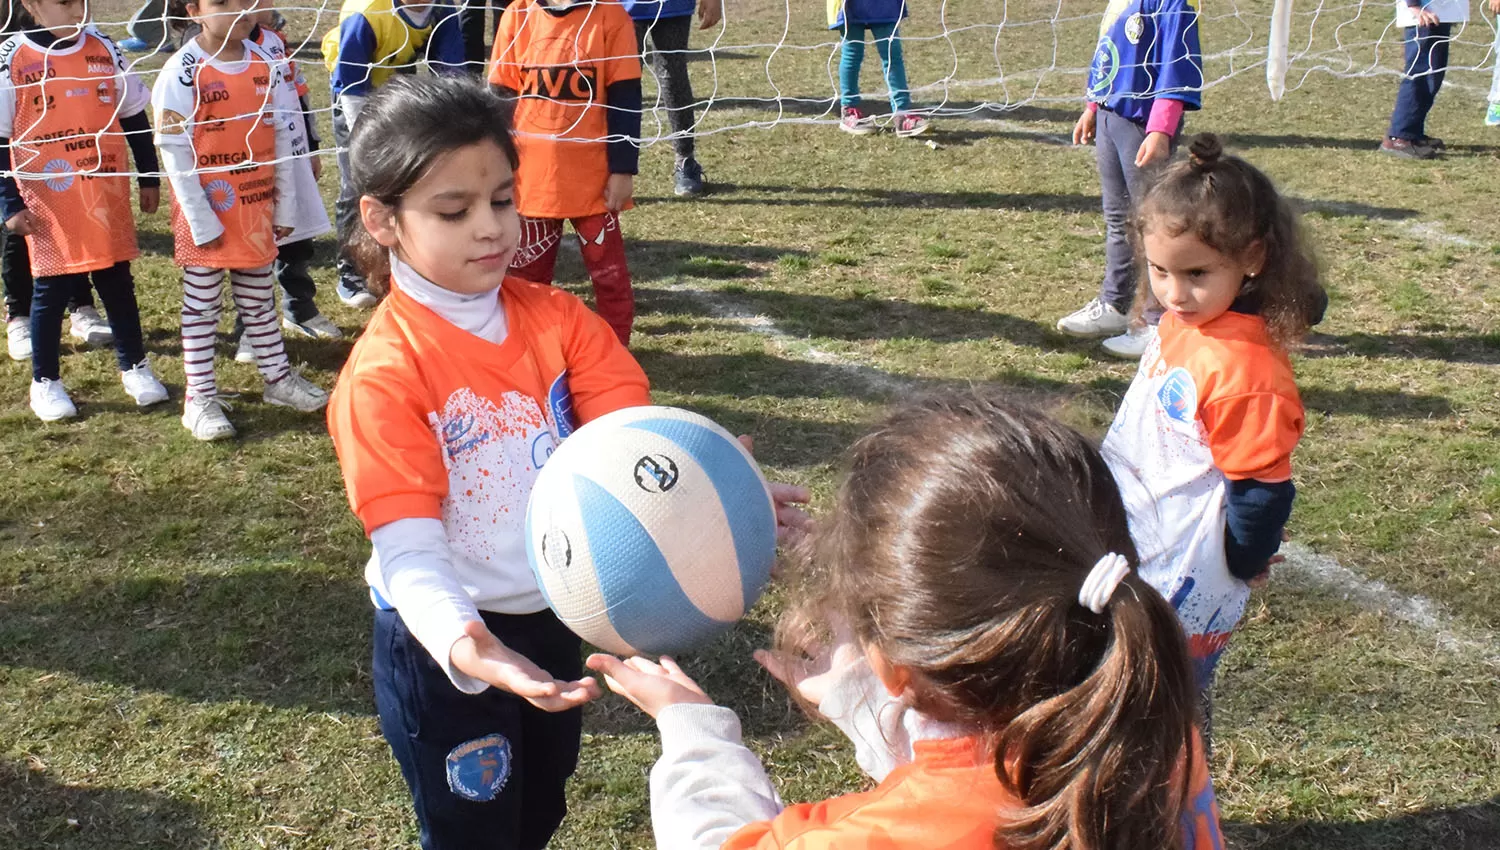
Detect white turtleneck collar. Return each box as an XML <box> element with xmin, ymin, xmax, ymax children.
<box><xmin>391</xmin><ymin>254</ymin><xmax>508</xmax><ymax>345</ymax></box>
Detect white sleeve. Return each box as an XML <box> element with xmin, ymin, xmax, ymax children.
<box><xmin>0</xmin><ymin>39</ymin><xmax>21</xmax><ymax>137</ymax></box>
<box><xmin>270</xmin><ymin>61</ymin><xmax>298</xmax><ymax>229</ymax></box>
<box><xmin>158</xmin><ymin>142</ymin><xmax>224</xmax><ymax>246</ymax></box>
<box><xmin>369</xmin><ymin>517</ymin><xmax>488</xmax><ymax>694</ymax></box>
<box><xmin>105</xmin><ymin>35</ymin><xmax>151</xmax><ymax>117</ymax></box>
<box><xmin>339</xmin><ymin>91</ymin><xmax>368</xmax><ymax>125</ymax></box>
<box><xmin>650</xmin><ymin>704</ymin><xmax>784</xmax><ymax>850</ymax></box>
<box><xmin>816</xmin><ymin>658</ymin><xmax>915</xmax><ymax>782</ymax></box>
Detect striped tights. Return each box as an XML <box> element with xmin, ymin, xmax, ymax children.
<box><xmin>181</xmin><ymin>264</ymin><xmax>290</xmax><ymax>399</ymax></box>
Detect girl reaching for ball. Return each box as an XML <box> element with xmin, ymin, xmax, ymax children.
<box><xmin>590</xmin><ymin>393</ymin><xmax>1226</xmax><ymax>850</ymax></box>
<box><xmin>326</xmin><ymin>75</ymin><xmax>808</xmax><ymax>850</ymax></box>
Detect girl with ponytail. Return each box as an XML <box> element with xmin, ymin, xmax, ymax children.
<box><xmin>589</xmin><ymin>392</ymin><xmax>1225</xmax><ymax>850</ymax></box>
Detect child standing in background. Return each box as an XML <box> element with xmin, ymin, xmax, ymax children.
<box><xmin>154</xmin><ymin>0</ymin><xmax>329</xmax><ymax>440</ymax></box>
<box><xmin>1103</xmin><ymin>135</ymin><xmax>1326</xmax><ymax>743</ymax></box>
<box><xmin>623</xmin><ymin>0</ymin><xmax>720</xmax><ymax>196</ymax></box>
<box><xmin>322</xmin><ymin>0</ymin><xmax>465</xmax><ymax>308</ymax></box>
<box><xmin>592</xmin><ymin>394</ymin><xmax>1225</xmax><ymax>850</ymax></box>
<box><xmin>0</xmin><ymin>0</ymin><xmax>169</xmax><ymax>420</ymax></box>
<box><xmin>489</xmin><ymin>0</ymin><xmax>642</xmax><ymax>346</ymax></box>
<box><xmin>829</xmin><ymin>0</ymin><xmax>928</xmax><ymax>137</ymax></box>
<box><xmin>1060</xmin><ymin>0</ymin><xmax>1201</xmax><ymax>359</ymax></box>
<box><xmin>1380</xmin><ymin>0</ymin><xmax>1463</xmax><ymax>158</ymax></box>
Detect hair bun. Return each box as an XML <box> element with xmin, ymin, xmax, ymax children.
<box><xmin>1187</xmin><ymin>134</ymin><xmax>1224</xmax><ymax>171</ymax></box>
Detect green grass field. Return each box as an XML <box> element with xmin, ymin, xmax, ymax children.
<box><xmin>2</xmin><ymin>0</ymin><xmax>1499</xmax><ymax>847</ymax></box>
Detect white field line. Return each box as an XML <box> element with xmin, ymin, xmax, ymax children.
<box><xmin>658</xmin><ymin>280</ymin><xmax>1500</xmax><ymax>666</ymax></box>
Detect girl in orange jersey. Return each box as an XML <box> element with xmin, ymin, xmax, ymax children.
<box><xmin>0</xmin><ymin>0</ymin><xmax>169</xmax><ymax>420</ymax></box>
<box><xmin>591</xmin><ymin>394</ymin><xmax>1228</xmax><ymax>850</ymax></box>
<box><xmin>152</xmin><ymin>0</ymin><xmax>328</xmax><ymax>441</ymax></box>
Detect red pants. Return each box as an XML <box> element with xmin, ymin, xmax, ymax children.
<box><xmin>510</xmin><ymin>212</ymin><xmax>633</xmax><ymax>346</ymax></box>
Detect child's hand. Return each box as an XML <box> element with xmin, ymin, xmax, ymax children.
<box><xmin>737</xmin><ymin>435</ymin><xmax>814</xmax><ymax>546</ymax></box>
<box><xmin>1489</xmin><ymin>0</ymin><xmax>1499</xmax><ymax>16</ymax></box>
<box><xmin>586</xmin><ymin>654</ymin><xmax>713</xmax><ymax>718</ymax></box>
<box><xmin>699</xmin><ymin>0</ymin><xmax>723</xmax><ymax>28</ymax></box>
<box><xmin>1415</xmin><ymin>7</ymin><xmax>1441</xmax><ymax>26</ymax></box>
<box><xmin>273</xmin><ymin>225</ymin><xmax>295</xmax><ymax>241</ymax></box>
<box><xmin>451</xmin><ymin>620</ymin><xmax>603</xmax><ymax>711</ymax></box>
<box><xmin>1135</xmin><ymin>131</ymin><xmax>1172</xmax><ymax>167</ymax></box>
<box><xmin>754</xmin><ymin>635</ymin><xmax>863</xmax><ymax>709</ymax></box>
<box><xmin>1072</xmin><ymin>109</ymin><xmax>1096</xmax><ymax>146</ymax></box>
<box><xmin>4</xmin><ymin>209</ymin><xmax>36</xmax><ymax>235</ymax></box>
<box><xmin>200</xmin><ymin>235</ymin><xmax>224</xmax><ymax>250</ymax></box>
<box><xmin>310</xmin><ymin>154</ymin><xmax>323</xmax><ymax>181</ymax></box>
<box><xmin>139</xmin><ymin>186</ymin><xmax>160</xmax><ymax>215</ymax></box>
<box><xmin>604</xmin><ymin>173</ymin><xmax>633</xmax><ymax>213</ymax></box>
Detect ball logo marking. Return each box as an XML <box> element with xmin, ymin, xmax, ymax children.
<box><xmin>633</xmin><ymin>454</ymin><xmax>679</xmax><ymax>493</ymax></box>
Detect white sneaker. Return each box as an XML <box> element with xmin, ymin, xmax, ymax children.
<box><xmin>264</xmin><ymin>370</ymin><xmax>329</xmax><ymax>412</ymax></box>
<box><xmin>69</xmin><ymin>305</ymin><xmax>114</xmax><ymax>347</ymax></box>
<box><xmin>234</xmin><ymin>332</ymin><xmax>256</xmax><ymax>363</ymax></box>
<box><xmin>7</xmin><ymin>317</ymin><xmax>31</xmax><ymax>360</ymax></box>
<box><xmin>1056</xmin><ymin>297</ymin><xmax>1130</xmax><ymax>337</ymax></box>
<box><xmin>182</xmin><ymin>395</ymin><xmax>236</xmax><ymax>441</ymax></box>
<box><xmin>1101</xmin><ymin>323</ymin><xmax>1158</xmax><ymax>360</ymax></box>
<box><xmin>29</xmin><ymin>378</ymin><xmax>77</xmax><ymax>421</ymax></box>
<box><xmin>121</xmin><ymin>359</ymin><xmax>169</xmax><ymax>406</ymax></box>
<box><xmin>283</xmin><ymin>313</ymin><xmax>343</xmax><ymax>340</ymax></box>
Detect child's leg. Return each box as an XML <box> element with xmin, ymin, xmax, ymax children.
<box><xmin>509</xmin><ymin>216</ymin><xmax>564</xmax><ymax>285</ymax></box>
<box><xmin>867</xmin><ymin>22</ymin><xmax>913</xmax><ymax>112</ymax></box>
<box><xmin>1095</xmin><ymin>110</ymin><xmax>1145</xmax><ymax>314</ymax></box>
<box><xmin>332</xmin><ymin>101</ymin><xmax>372</xmax><ymax>302</ymax></box>
<box><xmin>1422</xmin><ymin>23</ymin><xmax>1452</xmax><ymax>133</ymax></box>
<box><xmin>571</xmin><ymin>212</ymin><xmax>633</xmax><ymax>346</ymax></box>
<box><xmin>1</xmin><ymin>226</ymin><xmax>31</xmax><ymax>320</ymax></box>
<box><xmin>839</xmin><ymin>23</ymin><xmax>868</xmax><ymax>110</ymax></box>
<box><xmin>274</xmin><ymin>239</ymin><xmax>321</xmax><ymax>325</ymax></box>
<box><xmin>90</xmin><ymin>261</ymin><xmax>148</xmax><ymax>370</ymax></box>
<box><xmin>1388</xmin><ymin>25</ymin><xmax>1443</xmax><ymax>141</ymax></box>
<box><xmin>29</xmin><ymin>272</ymin><xmax>84</xmax><ymax>381</ymax></box>
<box><xmin>182</xmin><ymin>266</ymin><xmax>227</xmax><ymax>399</ymax></box>
<box><xmin>640</xmin><ymin>15</ymin><xmax>699</xmax><ymax>164</ymax></box>
<box><xmin>372</xmin><ymin>609</ymin><xmax>583</xmax><ymax>850</ymax></box>
<box><xmin>228</xmin><ymin>265</ymin><xmax>293</xmax><ymax>386</ymax></box>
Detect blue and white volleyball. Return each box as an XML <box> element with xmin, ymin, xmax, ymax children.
<box><xmin>524</xmin><ymin>406</ymin><xmax>777</xmax><ymax>656</ymax></box>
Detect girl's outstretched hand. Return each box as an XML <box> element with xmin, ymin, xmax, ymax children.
<box><xmin>753</xmin><ymin>619</ymin><xmax>863</xmax><ymax>708</ymax></box>
<box><xmin>586</xmin><ymin>654</ymin><xmax>713</xmax><ymax>718</ymax></box>
<box><xmin>451</xmin><ymin>620</ymin><xmax>602</xmax><ymax>712</ymax></box>
<box><xmin>737</xmin><ymin>435</ymin><xmax>814</xmax><ymax>546</ymax></box>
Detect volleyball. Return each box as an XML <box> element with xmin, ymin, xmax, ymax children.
<box><xmin>524</xmin><ymin>406</ymin><xmax>778</xmax><ymax>657</ymax></box>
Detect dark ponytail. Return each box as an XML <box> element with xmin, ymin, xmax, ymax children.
<box><xmin>777</xmin><ymin>392</ymin><xmax>1198</xmax><ymax>850</ymax></box>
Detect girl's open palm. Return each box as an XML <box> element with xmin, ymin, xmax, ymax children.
<box><xmin>450</xmin><ymin>620</ymin><xmax>602</xmax><ymax>711</ymax></box>
<box><xmin>586</xmin><ymin>654</ymin><xmax>713</xmax><ymax>718</ymax></box>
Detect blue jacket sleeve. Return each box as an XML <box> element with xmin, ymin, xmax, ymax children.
<box><xmin>1224</xmin><ymin>478</ymin><xmax>1295</xmax><ymax>581</ymax></box>
<box><xmin>428</xmin><ymin>6</ymin><xmax>468</xmax><ymax>77</ymax></box>
<box><xmin>333</xmin><ymin>15</ymin><xmax>380</xmax><ymax>97</ymax></box>
<box><xmin>1152</xmin><ymin>0</ymin><xmax>1203</xmax><ymax>107</ymax></box>
<box><xmin>0</xmin><ymin>139</ymin><xmax>24</xmax><ymax>220</ymax></box>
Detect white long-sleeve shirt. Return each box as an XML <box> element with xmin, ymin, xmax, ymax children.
<box><xmin>367</xmin><ymin>256</ymin><xmax>509</xmax><ymax>693</ymax></box>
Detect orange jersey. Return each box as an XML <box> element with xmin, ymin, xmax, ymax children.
<box><xmin>254</xmin><ymin>24</ymin><xmax>310</xmax><ymax>98</ymax></box>
<box><xmin>0</xmin><ymin>30</ymin><xmax>141</xmax><ymax>276</ymax></box>
<box><xmin>723</xmin><ymin>735</ymin><xmax>1224</xmax><ymax>850</ymax></box>
<box><xmin>489</xmin><ymin>0</ymin><xmax>641</xmax><ymax>219</ymax></box>
<box><xmin>329</xmin><ymin>272</ymin><xmax>649</xmax><ymax>541</ymax></box>
<box><xmin>153</xmin><ymin>38</ymin><xmax>282</xmax><ymax>269</ymax></box>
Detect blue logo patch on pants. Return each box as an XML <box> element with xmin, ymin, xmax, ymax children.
<box><xmin>446</xmin><ymin>734</ymin><xmax>512</xmax><ymax>802</ymax></box>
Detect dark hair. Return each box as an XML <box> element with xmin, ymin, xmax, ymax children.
<box><xmin>4</xmin><ymin>0</ymin><xmax>34</xmax><ymax>33</ymax></box>
<box><xmin>1133</xmin><ymin>133</ymin><xmax>1326</xmax><ymax>347</ymax></box>
<box><xmin>777</xmin><ymin>393</ymin><xmax>1197</xmax><ymax>850</ymax></box>
<box><xmin>343</xmin><ymin>76</ymin><xmax>520</xmax><ymax>294</ymax></box>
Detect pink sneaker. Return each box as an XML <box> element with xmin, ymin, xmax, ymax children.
<box><xmin>895</xmin><ymin>112</ymin><xmax>931</xmax><ymax>138</ymax></box>
<box><xmin>840</xmin><ymin>106</ymin><xmax>877</xmax><ymax>135</ymax></box>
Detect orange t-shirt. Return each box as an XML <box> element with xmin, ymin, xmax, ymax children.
<box><xmin>154</xmin><ymin>39</ymin><xmax>281</xmax><ymax>269</ymax></box>
<box><xmin>488</xmin><ymin>0</ymin><xmax>641</xmax><ymax>220</ymax></box>
<box><xmin>0</xmin><ymin>30</ymin><xmax>140</xmax><ymax>276</ymax></box>
<box><xmin>723</xmin><ymin>734</ymin><xmax>1225</xmax><ymax>850</ymax></box>
<box><xmin>328</xmin><ymin>275</ymin><xmax>651</xmax><ymax>536</ymax></box>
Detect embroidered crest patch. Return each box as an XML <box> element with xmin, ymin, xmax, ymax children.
<box><xmin>446</xmin><ymin>734</ymin><xmax>512</xmax><ymax>802</ymax></box>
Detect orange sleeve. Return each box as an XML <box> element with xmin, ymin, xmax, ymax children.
<box><xmin>1200</xmin><ymin>391</ymin><xmax>1304</xmax><ymax>481</ymax></box>
<box><xmin>600</xmin><ymin>3</ymin><xmax>642</xmax><ymax>87</ymax></box>
<box><xmin>721</xmin><ymin>798</ymin><xmax>863</xmax><ymax>850</ymax></box>
<box><xmin>487</xmin><ymin>5</ymin><xmax>521</xmax><ymax>89</ymax></box>
<box><xmin>560</xmin><ymin>290</ymin><xmax>651</xmax><ymax>423</ymax></box>
<box><xmin>327</xmin><ymin>358</ymin><xmax>448</xmax><ymax>534</ymax></box>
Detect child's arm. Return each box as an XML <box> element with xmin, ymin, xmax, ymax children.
<box><xmin>268</xmin><ymin>49</ymin><xmax>299</xmax><ymax>233</ymax></box>
<box><xmin>601</xmin><ymin>5</ymin><xmax>643</xmax><ymax>212</ymax></box>
<box><xmin>331</xmin><ymin>13</ymin><xmax>380</xmax><ymax>124</ymax></box>
<box><xmin>1136</xmin><ymin>0</ymin><xmax>1202</xmax><ymax>166</ymax></box>
<box><xmin>427</xmin><ymin>3</ymin><xmax>467</xmax><ymax>78</ymax></box>
<box><xmin>0</xmin><ymin>65</ymin><xmax>33</xmax><ymax>234</ymax></box>
<box><xmin>556</xmin><ymin>289</ymin><xmax>652</xmax><ymax>422</ymax></box>
<box><xmin>150</xmin><ymin>57</ymin><xmax>225</xmax><ymax>246</ymax></box>
<box><xmin>1224</xmin><ymin>479</ymin><xmax>1294</xmax><ymax>581</ymax></box>
<box><xmin>112</xmin><ymin>40</ymin><xmax>161</xmax><ymax>212</ymax></box>
<box><xmin>1203</xmin><ymin>392</ymin><xmax>1304</xmax><ymax>582</ymax></box>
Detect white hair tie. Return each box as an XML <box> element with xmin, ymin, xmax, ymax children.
<box><xmin>1079</xmin><ymin>553</ymin><xmax>1131</xmax><ymax>614</ymax></box>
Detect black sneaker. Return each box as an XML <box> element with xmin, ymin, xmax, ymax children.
<box><xmin>1417</xmin><ymin>135</ymin><xmax>1445</xmax><ymax>152</ymax></box>
<box><xmin>673</xmin><ymin>159</ymin><xmax>706</xmax><ymax>197</ymax></box>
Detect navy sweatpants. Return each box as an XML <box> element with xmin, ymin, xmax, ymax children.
<box><xmin>373</xmin><ymin>607</ymin><xmax>583</xmax><ymax>850</ymax></box>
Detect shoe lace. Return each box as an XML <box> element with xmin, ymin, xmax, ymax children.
<box><xmin>191</xmin><ymin>395</ymin><xmax>233</xmax><ymax>415</ymax></box>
